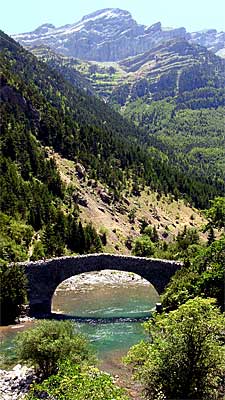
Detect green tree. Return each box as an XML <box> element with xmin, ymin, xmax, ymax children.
<box><xmin>176</xmin><ymin>225</ymin><xmax>200</xmax><ymax>250</ymax></box>
<box><xmin>162</xmin><ymin>236</ymin><xmax>225</xmax><ymax>311</ymax></box>
<box><xmin>143</xmin><ymin>225</ymin><xmax>159</xmax><ymax>243</ymax></box>
<box><xmin>207</xmin><ymin>226</ymin><xmax>215</xmax><ymax>245</ymax></box>
<box><xmin>132</xmin><ymin>235</ymin><xmax>155</xmax><ymax>257</ymax></box>
<box><xmin>205</xmin><ymin>197</ymin><xmax>225</xmax><ymax>231</ymax></box>
<box><xmin>84</xmin><ymin>223</ymin><xmax>102</xmax><ymax>253</ymax></box>
<box><xmin>125</xmin><ymin>297</ymin><xmax>225</xmax><ymax>400</ymax></box>
<box><xmin>15</xmin><ymin>320</ymin><xmax>95</xmax><ymax>377</ymax></box>
<box><xmin>0</xmin><ymin>263</ymin><xmax>27</xmax><ymax>325</ymax></box>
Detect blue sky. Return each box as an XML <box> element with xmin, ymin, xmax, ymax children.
<box><xmin>1</xmin><ymin>0</ymin><xmax>225</xmax><ymax>34</ymax></box>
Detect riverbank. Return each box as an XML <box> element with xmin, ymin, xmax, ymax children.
<box><xmin>0</xmin><ymin>364</ymin><xmax>36</xmax><ymax>400</ymax></box>
<box><xmin>0</xmin><ymin>362</ymin><xmax>143</xmax><ymax>400</ymax></box>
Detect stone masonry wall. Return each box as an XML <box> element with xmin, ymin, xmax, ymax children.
<box><xmin>19</xmin><ymin>254</ymin><xmax>182</xmax><ymax>316</ymax></box>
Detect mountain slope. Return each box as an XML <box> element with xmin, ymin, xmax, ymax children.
<box><xmin>32</xmin><ymin>39</ymin><xmax>225</xmax><ymax>104</ymax></box>
<box><xmin>111</xmin><ymin>39</ymin><xmax>225</xmax><ymax>105</ymax></box>
<box><xmin>0</xmin><ymin>30</ymin><xmax>153</xmax><ymax>195</ymax></box>
<box><xmin>29</xmin><ymin>38</ymin><xmax>225</xmax><ymax>196</ymax></box>
<box><xmin>1</xmin><ymin>30</ymin><xmax>224</xmax><ymax>265</ymax></box>
<box><xmin>1</xmin><ymin>30</ymin><xmax>215</xmax><ymax>262</ymax></box>
<box><xmin>3</xmin><ymin>29</ymin><xmax>224</xmax><ymax>209</ymax></box>
<box><xmin>12</xmin><ymin>8</ymin><xmax>225</xmax><ymax>61</ymax></box>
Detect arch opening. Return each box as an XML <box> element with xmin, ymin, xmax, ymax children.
<box><xmin>51</xmin><ymin>270</ymin><xmax>160</xmax><ymax>320</ymax></box>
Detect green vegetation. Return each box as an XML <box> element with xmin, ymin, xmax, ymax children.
<box><xmin>0</xmin><ymin>213</ymin><xmax>34</xmax><ymax>262</ymax></box>
<box><xmin>132</xmin><ymin>198</ymin><xmax>225</xmax><ymax>311</ymax></box>
<box><xmin>123</xmin><ymin>100</ymin><xmax>225</xmax><ymax>206</ymax></box>
<box><xmin>204</xmin><ymin>197</ymin><xmax>225</xmax><ymax>231</ymax></box>
<box><xmin>26</xmin><ymin>363</ymin><xmax>128</xmax><ymax>400</ymax></box>
<box><xmin>132</xmin><ymin>223</ymin><xmax>201</xmax><ymax>261</ymax></box>
<box><xmin>16</xmin><ymin>320</ymin><xmax>95</xmax><ymax>377</ymax></box>
<box><xmin>162</xmin><ymin>236</ymin><xmax>225</xmax><ymax>311</ymax></box>
<box><xmin>0</xmin><ymin>262</ymin><xmax>27</xmax><ymax>325</ymax></box>
<box><xmin>132</xmin><ymin>235</ymin><xmax>155</xmax><ymax>257</ymax></box>
<box><xmin>2</xmin><ymin>30</ymin><xmax>224</xmax><ymax>265</ymax></box>
<box><xmin>126</xmin><ymin>198</ymin><xmax>225</xmax><ymax>399</ymax></box>
<box><xmin>26</xmin><ymin>361</ymin><xmax>128</xmax><ymax>400</ymax></box>
<box><xmin>125</xmin><ymin>297</ymin><xmax>225</xmax><ymax>400</ymax></box>
<box><xmin>15</xmin><ymin>320</ymin><xmax>128</xmax><ymax>399</ymax></box>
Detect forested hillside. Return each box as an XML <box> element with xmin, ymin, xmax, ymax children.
<box><xmin>31</xmin><ymin>40</ymin><xmax>225</xmax><ymax>199</ymax></box>
<box><xmin>0</xmin><ymin>31</ymin><xmax>224</xmax><ymax>263</ymax></box>
<box><xmin>124</xmin><ymin>100</ymin><xmax>225</xmax><ymax>201</ymax></box>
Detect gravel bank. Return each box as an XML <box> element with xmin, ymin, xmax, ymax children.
<box><xmin>56</xmin><ymin>270</ymin><xmax>150</xmax><ymax>292</ymax></box>
<box><xmin>0</xmin><ymin>364</ymin><xmax>36</xmax><ymax>400</ymax></box>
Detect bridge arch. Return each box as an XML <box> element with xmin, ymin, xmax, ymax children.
<box><xmin>23</xmin><ymin>254</ymin><xmax>182</xmax><ymax>316</ymax></box>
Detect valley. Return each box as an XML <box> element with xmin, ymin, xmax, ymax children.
<box><xmin>1</xmin><ymin>6</ymin><xmax>225</xmax><ymax>400</ymax></box>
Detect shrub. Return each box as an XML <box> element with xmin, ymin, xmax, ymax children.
<box><xmin>26</xmin><ymin>361</ymin><xmax>129</xmax><ymax>400</ymax></box>
<box><xmin>16</xmin><ymin>320</ymin><xmax>95</xmax><ymax>377</ymax></box>
<box><xmin>132</xmin><ymin>235</ymin><xmax>155</xmax><ymax>257</ymax></box>
<box><xmin>125</xmin><ymin>297</ymin><xmax>225</xmax><ymax>400</ymax></box>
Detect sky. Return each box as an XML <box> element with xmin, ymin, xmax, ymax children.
<box><xmin>1</xmin><ymin>0</ymin><xmax>225</xmax><ymax>35</ymax></box>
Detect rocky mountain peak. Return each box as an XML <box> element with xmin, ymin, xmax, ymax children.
<box><xmin>13</xmin><ymin>8</ymin><xmax>225</xmax><ymax>61</ymax></box>
<box><xmin>145</xmin><ymin>22</ymin><xmax>162</xmax><ymax>33</ymax></box>
<box><xmin>34</xmin><ymin>23</ymin><xmax>55</xmax><ymax>34</ymax></box>
<box><xmin>81</xmin><ymin>8</ymin><xmax>132</xmax><ymax>22</ymax></box>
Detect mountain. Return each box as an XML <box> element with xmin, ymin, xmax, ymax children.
<box><xmin>30</xmin><ymin>37</ymin><xmax>225</xmax><ymax>100</ymax></box>
<box><xmin>13</xmin><ymin>8</ymin><xmax>225</xmax><ymax>61</ymax></box>
<box><xmin>26</xmin><ymin>37</ymin><xmax>225</xmax><ymax>201</ymax></box>
<box><xmin>110</xmin><ymin>39</ymin><xmax>225</xmax><ymax>105</ymax></box>
<box><xmin>2</xmin><ymin>30</ymin><xmax>218</xmax><ymax>262</ymax></box>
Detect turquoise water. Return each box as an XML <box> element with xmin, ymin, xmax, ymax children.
<box><xmin>52</xmin><ymin>283</ymin><xmax>159</xmax><ymax>360</ymax></box>
<box><xmin>0</xmin><ymin>277</ymin><xmax>160</xmax><ymax>368</ymax></box>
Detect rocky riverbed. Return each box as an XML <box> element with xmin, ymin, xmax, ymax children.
<box><xmin>56</xmin><ymin>270</ymin><xmax>150</xmax><ymax>292</ymax></box>
<box><xmin>0</xmin><ymin>364</ymin><xmax>36</xmax><ymax>400</ymax></box>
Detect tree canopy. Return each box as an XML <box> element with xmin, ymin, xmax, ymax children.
<box><xmin>125</xmin><ymin>297</ymin><xmax>225</xmax><ymax>400</ymax></box>
<box><xmin>16</xmin><ymin>320</ymin><xmax>95</xmax><ymax>377</ymax></box>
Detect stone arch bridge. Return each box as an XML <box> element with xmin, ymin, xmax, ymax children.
<box><xmin>21</xmin><ymin>254</ymin><xmax>182</xmax><ymax>316</ymax></box>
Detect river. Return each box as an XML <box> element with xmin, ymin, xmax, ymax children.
<box><xmin>0</xmin><ymin>271</ymin><xmax>159</xmax><ymax>393</ymax></box>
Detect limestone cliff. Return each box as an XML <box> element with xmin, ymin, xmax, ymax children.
<box><xmin>13</xmin><ymin>8</ymin><xmax>225</xmax><ymax>61</ymax></box>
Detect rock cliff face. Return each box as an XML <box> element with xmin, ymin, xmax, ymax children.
<box><xmin>189</xmin><ymin>29</ymin><xmax>225</xmax><ymax>56</ymax></box>
<box><xmin>10</xmin><ymin>9</ymin><xmax>185</xmax><ymax>61</ymax></box>
<box><xmin>13</xmin><ymin>8</ymin><xmax>225</xmax><ymax>61</ymax></box>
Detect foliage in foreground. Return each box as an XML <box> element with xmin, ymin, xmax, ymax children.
<box><xmin>125</xmin><ymin>297</ymin><xmax>225</xmax><ymax>400</ymax></box>
<box><xmin>15</xmin><ymin>320</ymin><xmax>95</xmax><ymax>377</ymax></box>
<box><xmin>0</xmin><ymin>262</ymin><xmax>27</xmax><ymax>325</ymax></box>
<box><xmin>26</xmin><ymin>361</ymin><xmax>129</xmax><ymax>400</ymax></box>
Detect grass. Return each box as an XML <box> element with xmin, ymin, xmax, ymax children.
<box><xmin>52</xmin><ymin>151</ymin><xmax>207</xmax><ymax>255</ymax></box>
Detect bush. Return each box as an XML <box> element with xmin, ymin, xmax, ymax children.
<box><xmin>132</xmin><ymin>235</ymin><xmax>155</xmax><ymax>257</ymax></box>
<box><xmin>15</xmin><ymin>320</ymin><xmax>95</xmax><ymax>377</ymax></box>
<box><xmin>125</xmin><ymin>297</ymin><xmax>225</xmax><ymax>400</ymax></box>
<box><xmin>162</xmin><ymin>237</ymin><xmax>225</xmax><ymax>311</ymax></box>
<box><xmin>26</xmin><ymin>361</ymin><xmax>129</xmax><ymax>400</ymax></box>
